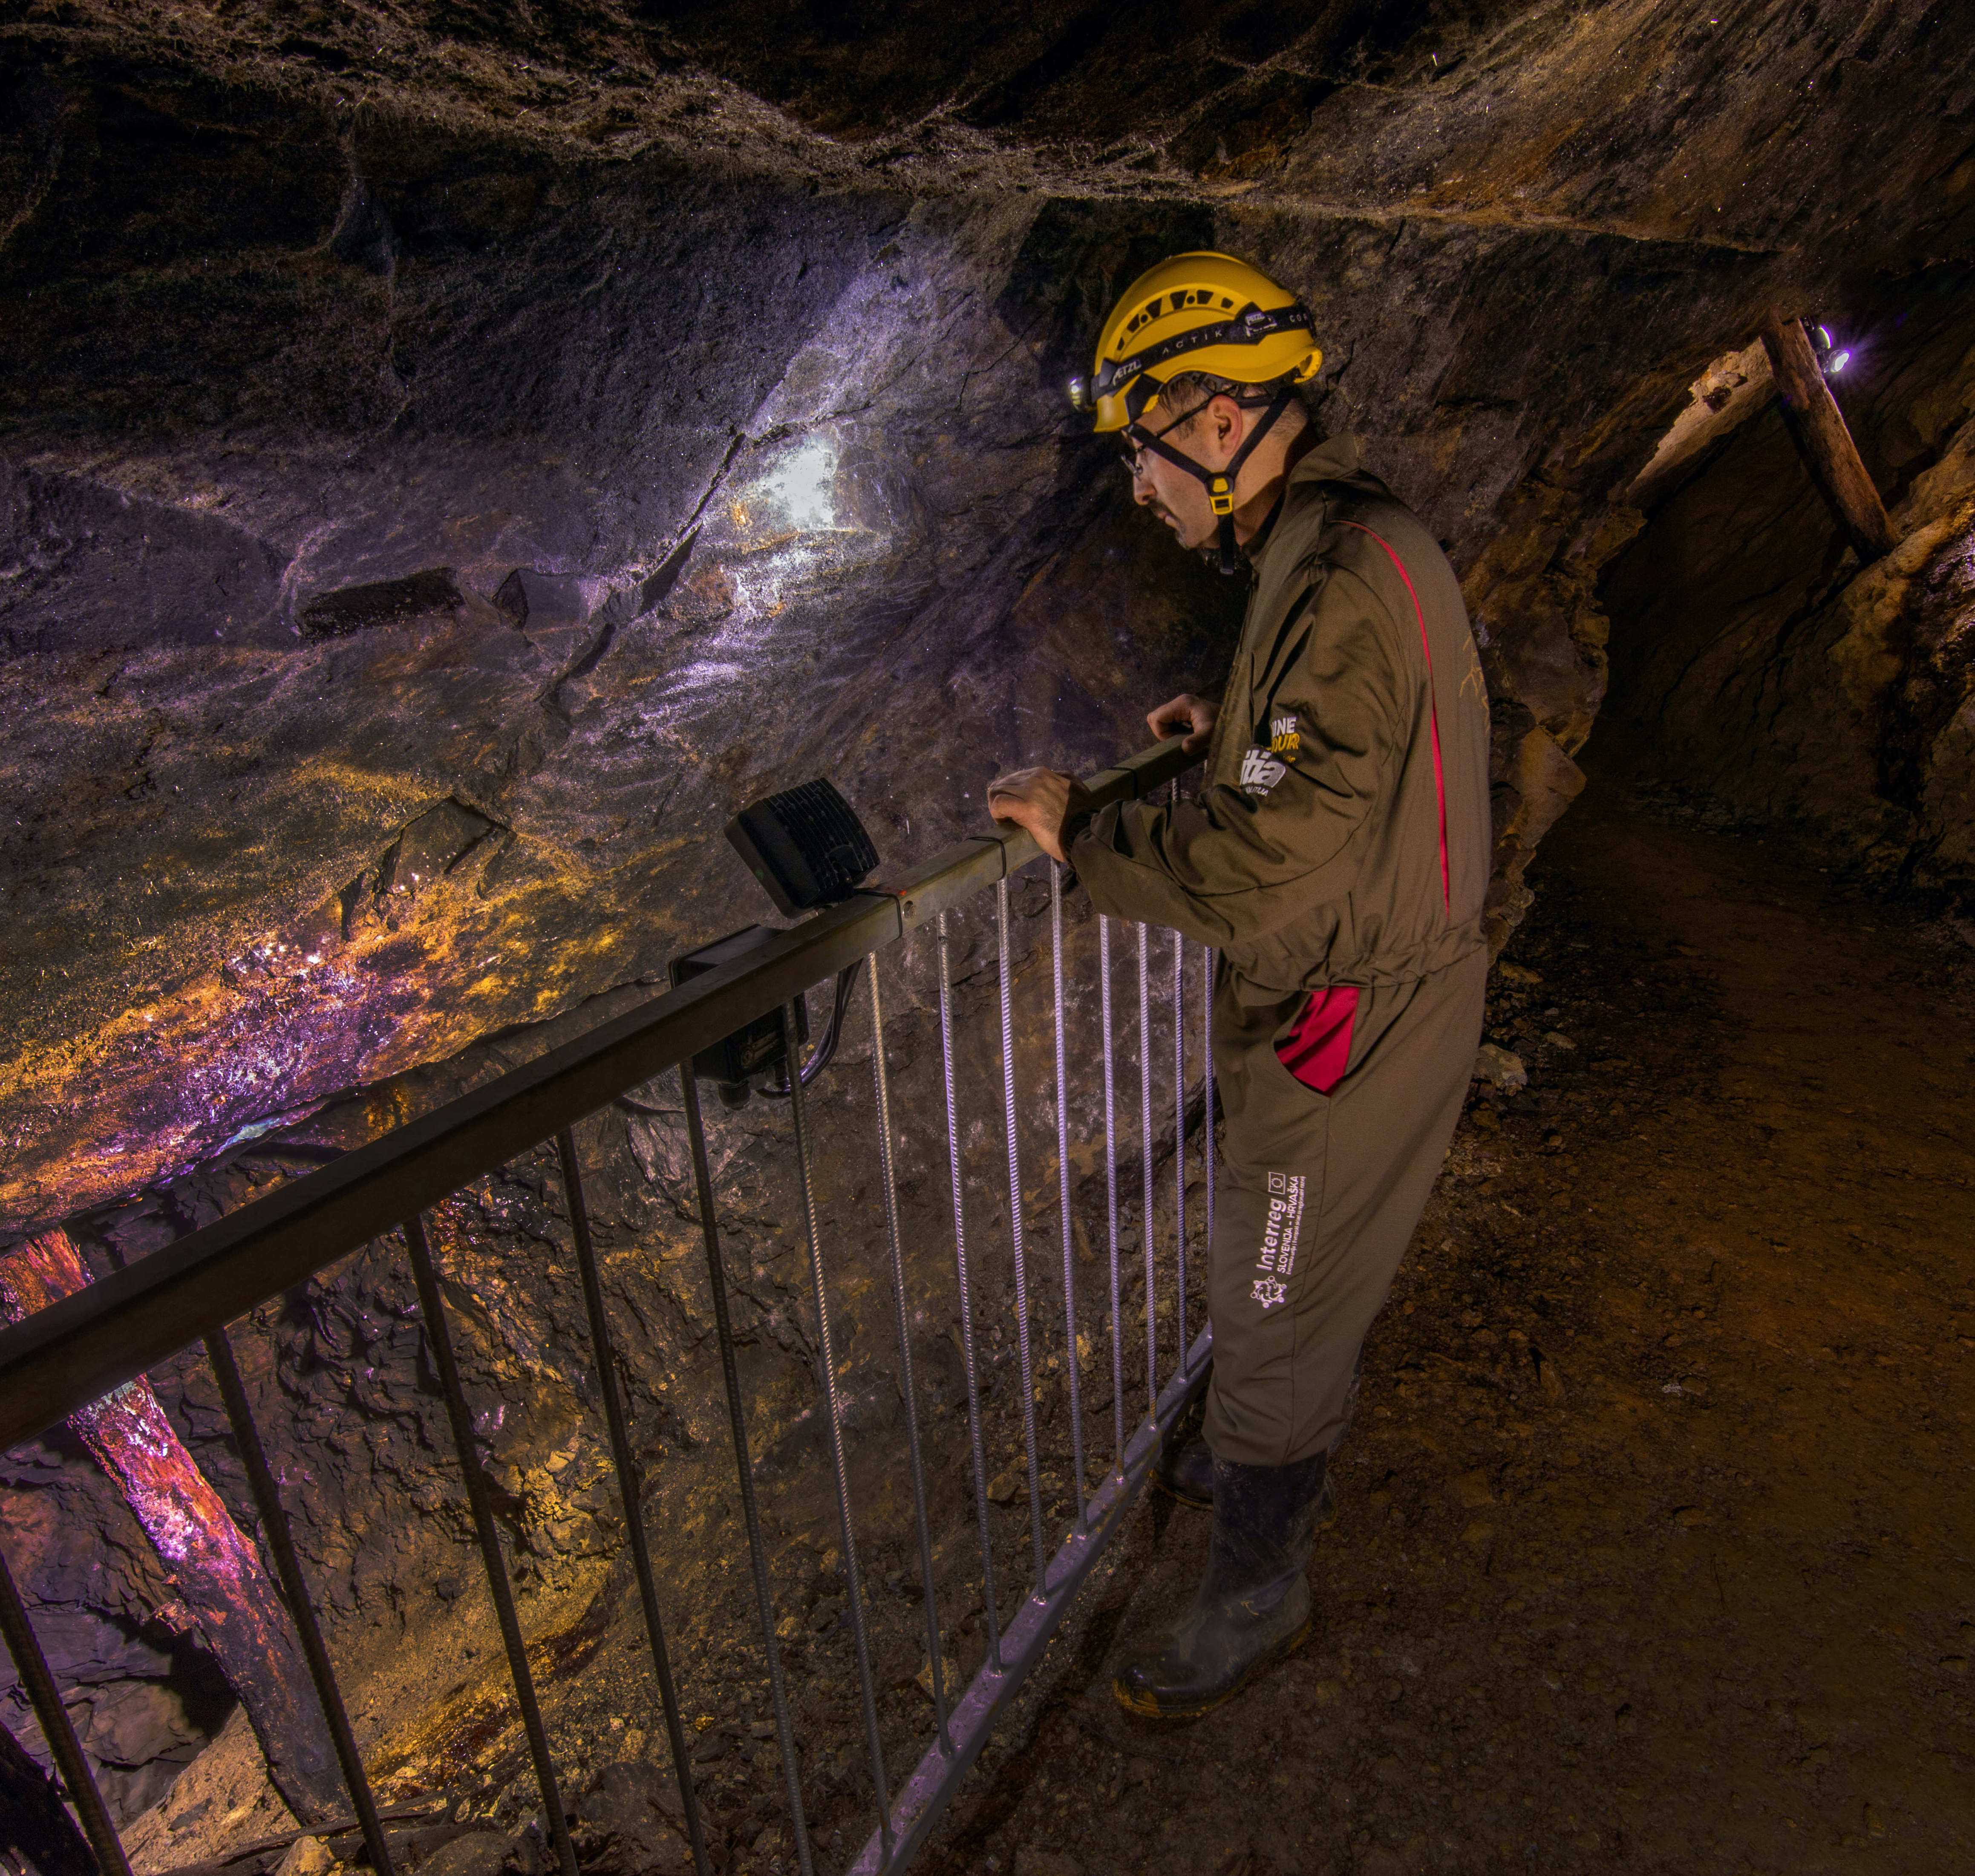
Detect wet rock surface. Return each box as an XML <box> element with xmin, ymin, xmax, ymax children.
<box><xmin>3</xmin><ymin>5</ymin><xmax>1973</xmax><ymax>1225</ymax></box>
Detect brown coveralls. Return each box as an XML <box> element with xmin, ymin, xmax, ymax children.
<box><xmin>1073</xmin><ymin>435</ymin><xmax>1492</xmax><ymax>1468</ymax></box>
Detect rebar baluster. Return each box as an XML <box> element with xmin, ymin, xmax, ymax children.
<box><xmin>0</xmin><ymin>1546</ymin><xmax>132</xmax><ymax>1876</ymax></box>
<box><xmin>1049</xmin><ymin>864</ymin><xmax>1090</xmax><ymax>1534</ymax></box>
<box><xmin>1100</xmin><ymin>916</ymin><xmax>1126</xmax><ymax>1475</ymax></box>
<box><xmin>1170</xmin><ymin>782</ymin><xmax>1188</xmax><ymax>1369</ymax></box>
<box><xmin>1172</xmin><ymin>925</ymin><xmax>1187</xmax><ymax>1368</ymax></box>
<box><xmin>203</xmin><ymin>1328</ymin><xmax>395</xmax><ymax>1876</ymax></box>
<box><xmin>1199</xmin><ymin>945</ymin><xmax>1217</xmax><ymax>1379</ymax></box>
<box><xmin>995</xmin><ymin>880</ymin><xmax>1050</xmax><ymax>1591</ymax></box>
<box><xmin>783</xmin><ymin>1000</ymin><xmax>893</xmax><ymax>1863</ymax></box>
<box><xmin>554</xmin><ymin>1130</ymin><xmax>711</xmax><ymax>1876</ymax></box>
<box><xmin>681</xmin><ymin>1076</ymin><xmax>814</xmax><ymax>1876</ymax></box>
<box><xmin>403</xmin><ymin>1215</ymin><xmax>579</xmax><ymax>1876</ymax></box>
<box><xmin>936</xmin><ymin>912</ymin><xmax>1003</xmax><ymax>1672</ymax></box>
<box><xmin>1137</xmin><ymin>921</ymin><xmax>1157</xmax><ymax>1418</ymax></box>
<box><xmin>864</xmin><ymin>955</ymin><xmax>954</xmax><ymax>1756</ymax></box>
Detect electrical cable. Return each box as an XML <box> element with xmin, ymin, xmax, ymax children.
<box><xmin>758</xmin><ymin>962</ymin><xmax>862</xmax><ymax>1096</ymax></box>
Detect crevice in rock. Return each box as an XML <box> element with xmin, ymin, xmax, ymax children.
<box><xmin>298</xmin><ymin>569</ymin><xmax>465</xmax><ymax>640</ymax></box>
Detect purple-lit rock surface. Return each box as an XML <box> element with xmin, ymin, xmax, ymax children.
<box><xmin>4</xmin><ymin>7</ymin><xmax>1973</xmax><ymax>1227</ymax></box>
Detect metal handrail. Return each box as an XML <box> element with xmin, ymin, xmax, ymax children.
<box><xmin>0</xmin><ymin>736</ymin><xmax>1198</xmax><ymax>1453</ymax></box>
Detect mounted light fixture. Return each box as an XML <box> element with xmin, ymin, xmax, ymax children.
<box><xmin>670</xmin><ymin>779</ymin><xmax>881</xmax><ymax>1109</ymax></box>
<box><xmin>1810</xmin><ymin>320</ymin><xmax>1853</xmax><ymax>378</ymax></box>
<box><xmin>725</xmin><ymin>778</ymin><xmax>878</xmax><ymax>916</ymax></box>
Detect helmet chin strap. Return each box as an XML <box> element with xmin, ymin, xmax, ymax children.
<box><xmin>1136</xmin><ymin>387</ymin><xmax>1297</xmax><ymax>575</ymax></box>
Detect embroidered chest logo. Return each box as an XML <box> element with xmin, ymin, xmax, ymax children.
<box><xmin>1239</xmin><ymin>747</ymin><xmax>1287</xmax><ymax>795</ymax></box>
<box><xmin>1239</xmin><ymin>714</ymin><xmax>1298</xmax><ymax>796</ymax></box>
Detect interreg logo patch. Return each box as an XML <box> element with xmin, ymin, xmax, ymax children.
<box><xmin>1252</xmin><ymin>1170</ymin><xmax>1306</xmax><ymax>1310</ymax></box>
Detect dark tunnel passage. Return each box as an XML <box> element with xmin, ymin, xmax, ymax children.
<box><xmin>2</xmin><ymin>6</ymin><xmax>1974</xmax><ymax>1876</ymax></box>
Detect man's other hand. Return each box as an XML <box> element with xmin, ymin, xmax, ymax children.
<box><xmin>1147</xmin><ymin>693</ymin><xmax>1218</xmax><ymax>753</ymax></box>
<box><xmin>986</xmin><ymin>767</ymin><xmax>1092</xmax><ymax>864</ymax></box>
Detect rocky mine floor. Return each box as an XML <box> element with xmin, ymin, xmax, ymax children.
<box><xmin>117</xmin><ymin>748</ymin><xmax>1975</xmax><ymax>1876</ymax></box>
<box><xmin>912</xmin><ymin>757</ymin><xmax>1975</xmax><ymax>1876</ymax></box>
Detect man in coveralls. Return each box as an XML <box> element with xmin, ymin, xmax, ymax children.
<box><xmin>988</xmin><ymin>253</ymin><xmax>1492</xmax><ymax>1720</ymax></box>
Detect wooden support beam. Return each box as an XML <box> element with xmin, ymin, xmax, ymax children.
<box><xmin>0</xmin><ymin>1716</ymin><xmax>97</xmax><ymax>1876</ymax></box>
<box><xmin>1758</xmin><ymin>309</ymin><xmax>1896</xmax><ymax>565</ymax></box>
<box><xmin>0</xmin><ymin>1232</ymin><xmax>343</xmax><ymax>1827</ymax></box>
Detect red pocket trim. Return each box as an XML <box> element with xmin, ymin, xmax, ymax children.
<box><xmin>1276</xmin><ymin>985</ymin><xmax>1361</xmax><ymax>1095</ymax></box>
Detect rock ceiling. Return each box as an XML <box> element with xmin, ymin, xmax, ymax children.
<box><xmin>2</xmin><ymin>0</ymin><xmax>1973</xmax><ymax>1226</ymax></box>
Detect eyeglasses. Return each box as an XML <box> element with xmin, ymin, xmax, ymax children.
<box><xmin>1117</xmin><ymin>398</ymin><xmax>1215</xmax><ymax>478</ymax></box>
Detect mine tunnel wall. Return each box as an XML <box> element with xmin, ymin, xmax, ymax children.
<box><xmin>1600</xmin><ymin>266</ymin><xmax>1975</xmax><ymax>910</ymax></box>
<box><xmin>7</xmin><ymin>25</ymin><xmax>1973</xmax><ymax>1834</ymax></box>
<box><xmin>3</xmin><ymin>58</ymin><xmax>1882</xmax><ymax>1239</ymax></box>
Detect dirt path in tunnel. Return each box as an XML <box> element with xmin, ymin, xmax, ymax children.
<box><xmin>923</xmin><ymin>764</ymin><xmax>1975</xmax><ymax>1876</ymax></box>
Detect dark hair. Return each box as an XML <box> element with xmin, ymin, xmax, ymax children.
<box><xmin>1152</xmin><ymin>370</ymin><xmax>1311</xmax><ymax>426</ymax></box>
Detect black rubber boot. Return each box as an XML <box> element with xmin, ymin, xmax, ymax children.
<box><xmin>1156</xmin><ymin>1430</ymin><xmax>1341</xmax><ymax>1524</ymax></box>
<box><xmin>1153</xmin><ymin>1428</ymin><xmax>1217</xmax><ymax>1508</ymax></box>
<box><xmin>1113</xmin><ymin>1452</ymin><xmax>1326</xmax><ymax>1720</ymax></box>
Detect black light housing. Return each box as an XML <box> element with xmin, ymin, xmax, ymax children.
<box><xmin>671</xmin><ymin>779</ymin><xmax>879</xmax><ymax>1110</ymax></box>
<box><xmin>724</xmin><ymin>778</ymin><xmax>879</xmax><ymax>916</ymax></box>
<box><xmin>669</xmin><ymin>925</ymin><xmax>809</xmax><ymax>1109</ymax></box>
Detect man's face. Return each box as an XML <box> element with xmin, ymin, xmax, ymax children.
<box><xmin>1125</xmin><ymin>395</ymin><xmax>1240</xmax><ymax>551</ymax></box>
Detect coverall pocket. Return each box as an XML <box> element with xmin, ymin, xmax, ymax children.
<box><xmin>1274</xmin><ymin>985</ymin><xmax>1361</xmax><ymax>1095</ymax></box>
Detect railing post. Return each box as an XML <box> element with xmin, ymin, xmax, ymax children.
<box><xmin>202</xmin><ymin>1327</ymin><xmax>395</xmax><ymax>1876</ymax></box>
<box><xmin>402</xmin><ymin>1215</ymin><xmax>580</xmax><ymax>1876</ymax></box>
<box><xmin>1172</xmin><ymin>926</ymin><xmax>1187</xmax><ymax>1366</ymax></box>
<box><xmin>994</xmin><ymin>881</ymin><xmax>1049</xmax><ymax>1591</ymax></box>
<box><xmin>1137</xmin><ymin>921</ymin><xmax>1157</xmax><ymax>1423</ymax></box>
<box><xmin>1050</xmin><ymin>863</ymin><xmax>1090</xmax><ymax>1535</ymax></box>
<box><xmin>554</xmin><ymin>1130</ymin><xmax>711</xmax><ymax>1876</ymax></box>
<box><xmin>865</xmin><ymin>955</ymin><xmax>954</xmax><ymax>1757</ymax></box>
<box><xmin>0</xmin><ymin>1547</ymin><xmax>132</xmax><ymax>1876</ymax></box>
<box><xmin>1198</xmin><ymin>945</ymin><xmax>1217</xmax><ymax>1379</ymax></box>
<box><xmin>681</xmin><ymin>1074</ymin><xmax>815</xmax><ymax>1876</ymax></box>
<box><xmin>935</xmin><ymin>912</ymin><xmax>1004</xmax><ymax>1672</ymax></box>
<box><xmin>1100</xmin><ymin>916</ymin><xmax>1126</xmax><ymax>1475</ymax></box>
<box><xmin>783</xmin><ymin>1000</ymin><xmax>894</xmax><ymax>1864</ymax></box>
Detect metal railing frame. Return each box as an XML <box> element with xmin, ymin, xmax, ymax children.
<box><xmin>0</xmin><ymin>735</ymin><xmax>1212</xmax><ymax>1876</ymax></box>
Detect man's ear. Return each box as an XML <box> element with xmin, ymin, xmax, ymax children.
<box><xmin>1208</xmin><ymin>395</ymin><xmax>1244</xmax><ymax>461</ymax></box>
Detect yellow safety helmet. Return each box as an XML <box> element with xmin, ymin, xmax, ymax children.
<box><xmin>1070</xmin><ymin>252</ymin><xmax>1322</xmax><ymax>573</ymax></box>
<box><xmin>1068</xmin><ymin>251</ymin><xmax>1321</xmax><ymax>433</ymax></box>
